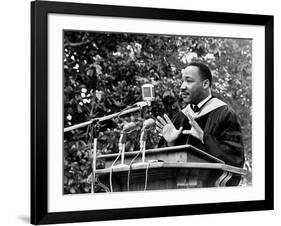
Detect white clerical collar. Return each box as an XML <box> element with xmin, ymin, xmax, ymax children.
<box><xmin>197</xmin><ymin>94</ymin><xmax>212</xmax><ymax>108</ymax></box>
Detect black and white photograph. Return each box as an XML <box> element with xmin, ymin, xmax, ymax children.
<box><xmin>63</xmin><ymin>30</ymin><xmax>251</xmax><ymax>194</ymax></box>
<box><xmin>29</xmin><ymin>1</ymin><xmax>274</xmax><ymax>224</ymax></box>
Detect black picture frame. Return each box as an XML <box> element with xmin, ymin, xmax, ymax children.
<box><xmin>31</xmin><ymin>0</ymin><xmax>274</xmax><ymax>224</ymax></box>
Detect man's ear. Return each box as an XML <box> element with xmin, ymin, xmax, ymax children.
<box><xmin>203</xmin><ymin>79</ymin><xmax>210</xmax><ymax>88</ymax></box>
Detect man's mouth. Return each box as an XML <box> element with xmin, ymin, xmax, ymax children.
<box><xmin>181</xmin><ymin>92</ymin><xmax>190</xmax><ymax>97</ymax></box>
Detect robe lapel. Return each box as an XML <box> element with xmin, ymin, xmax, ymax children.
<box><xmin>181</xmin><ymin>98</ymin><xmax>227</xmax><ymax>119</ymax></box>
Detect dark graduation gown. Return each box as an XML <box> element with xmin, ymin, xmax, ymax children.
<box><xmin>158</xmin><ymin>104</ymin><xmax>245</xmax><ymax>186</ymax></box>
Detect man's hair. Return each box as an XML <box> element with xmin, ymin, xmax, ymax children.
<box><xmin>188</xmin><ymin>62</ymin><xmax>212</xmax><ymax>87</ymax></box>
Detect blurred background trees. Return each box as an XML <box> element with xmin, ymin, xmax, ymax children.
<box><xmin>63</xmin><ymin>31</ymin><xmax>252</xmax><ymax>194</ymax></box>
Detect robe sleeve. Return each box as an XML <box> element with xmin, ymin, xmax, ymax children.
<box><xmin>202</xmin><ymin>107</ymin><xmax>244</xmax><ymax>167</ymax></box>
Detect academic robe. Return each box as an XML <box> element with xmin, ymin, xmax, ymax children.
<box><xmin>158</xmin><ymin>101</ymin><xmax>245</xmax><ymax>186</ymax></box>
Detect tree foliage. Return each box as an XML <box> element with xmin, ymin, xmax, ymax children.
<box><xmin>63</xmin><ymin>31</ymin><xmax>252</xmax><ymax>194</ymax></box>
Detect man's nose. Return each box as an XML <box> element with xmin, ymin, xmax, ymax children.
<box><xmin>180</xmin><ymin>81</ymin><xmax>188</xmax><ymax>90</ymax></box>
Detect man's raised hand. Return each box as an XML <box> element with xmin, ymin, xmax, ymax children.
<box><xmin>182</xmin><ymin>112</ymin><xmax>204</xmax><ymax>142</ymax></box>
<box><xmin>156</xmin><ymin>114</ymin><xmax>183</xmax><ymax>146</ymax></box>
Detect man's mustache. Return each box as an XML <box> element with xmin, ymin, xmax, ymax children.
<box><xmin>180</xmin><ymin>89</ymin><xmax>190</xmax><ymax>95</ymax></box>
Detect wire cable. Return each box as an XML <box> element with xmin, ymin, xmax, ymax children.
<box><xmin>127</xmin><ymin>149</ymin><xmax>142</xmax><ymax>191</ymax></box>
<box><xmin>96</xmin><ymin>176</ymin><xmax>110</xmax><ymax>192</ymax></box>
<box><xmin>144</xmin><ymin>162</ymin><xmax>150</xmax><ymax>191</ymax></box>
<box><xmin>109</xmin><ymin>146</ymin><xmax>122</xmax><ymax>192</ymax></box>
<box><xmin>90</xmin><ymin>125</ymin><xmax>96</xmax><ymax>193</ymax></box>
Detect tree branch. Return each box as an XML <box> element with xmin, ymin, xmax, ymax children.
<box><xmin>64</xmin><ymin>40</ymin><xmax>91</xmax><ymax>47</ymax></box>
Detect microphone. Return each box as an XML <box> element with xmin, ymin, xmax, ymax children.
<box><xmin>142</xmin><ymin>84</ymin><xmax>155</xmax><ymax>102</ymax></box>
<box><xmin>135</xmin><ymin>84</ymin><xmax>155</xmax><ymax>108</ymax></box>
<box><xmin>140</xmin><ymin>118</ymin><xmax>155</xmax><ymax>142</ymax></box>
<box><xmin>116</xmin><ymin>122</ymin><xmax>136</xmax><ymax>168</ymax></box>
<box><xmin>123</xmin><ymin>122</ymin><xmax>136</xmax><ymax>133</ymax></box>
<box><xmin>143</xmin><ymin>118</ymin><xmax>155</xmax><ymax>129</ymax></box>
<box><xmin>119</xmin><ymin>122</ymin><xmax>136</xmax><ymax>149</ymax></box>
<box><xmin>134</xmin><ymin>119</ymin><xmax>155</xmax><ymax>166</ymax></box>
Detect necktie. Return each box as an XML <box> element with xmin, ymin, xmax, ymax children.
<box><xmin>192</xmin><ymin>104</ymin><xmax>200</xmax><ymax>113</ymax></box>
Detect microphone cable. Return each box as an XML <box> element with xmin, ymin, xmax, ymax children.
<box><xmin>127</xmin><ymin>150</ymin><xmax>151</xmax><ymax>192</ymax></box>
<box><xmin>127</xmin><ymin>149</ymin><xmax>142</xmax><ymax>191</ymax></box>
<box><xmin>109</xmin><ymin>123</ymin><xmax>136</xmax><ymax>192</ymax></box>
<box><xmin>96</xmin><ymin>176</ymin><xmax>110</xmax><ymax>192</ymax></box>
<box><xmin>144</xmin><ymin>162</ymin><xmax>150</xmax><ymax>191</ymax></box>
<box><xmin>128</xmin><ymin>119</ymin><xmax>154</xmax><ymax>191</ymax></box>
<box><xmin>109</xmin><ymin>146</ymin><xmax>122</xmax><ymax>192</ymax></box>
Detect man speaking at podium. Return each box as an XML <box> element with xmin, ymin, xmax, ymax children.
<box><xmin>156</xmin><ymin>62</ymin><xmax>245</xmax><ymax>177</ymax></box>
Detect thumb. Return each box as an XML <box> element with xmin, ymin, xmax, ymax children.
<box><xmin>182</xmin><ymin>130</ymin><xmax>191</xmax><ymax>135</ymax></box>
<box><xmin>178</xmin><ymin>126</ymin><xmax>183</xmax><ymax>133</ymax></box>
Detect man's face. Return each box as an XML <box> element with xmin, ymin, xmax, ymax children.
<box><xmin>180</xmin><ymin>66</ymin><xmax>207</xmax><ymax>104</ymax></box>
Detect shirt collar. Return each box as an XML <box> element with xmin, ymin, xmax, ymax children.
<box><xmin>197</xmin><ymin>94</ymin><xmax>212</xmax><ymax>108</ymax></box>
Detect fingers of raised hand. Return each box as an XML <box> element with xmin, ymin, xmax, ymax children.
<box><xmin>163</xmin><ymin>114</ymin><xmax>173</xmax><ymax>124</ymax></box>
<box><xmin>156</xmin><ymin>119</ymin><xmax>164</xmax><ymax>132</ymax></box>
<box><xmin>186</xmin><ymin>112</ymin><xmax>195</xmax><ymax>123</ymax></box>
<box><xmin>188</xmin><ymin>120</ymin><xmax>196</xmax><ymax>128</ymax></box>
<box><xmin>186</xmin><ymin>113</ymin><xmax>200</xmax><ymax>128</ymax></box>
<box><xmin>155</xmin><ymin>124</ymin><xmax>163</xmax><ymax>133</ymax></box>
<box><xmin>156</xmin><ymin>115</ymin><xmax>177</xmax><ymax>136</ymax></box>
<box><xmin>156</xmin><ymin>116</ymin><xmax>167</xmax><ymax>126</ymax></box>
<box><xmin>156</xmin><ymin>117</ymin><xmax>166</xmax><ymax>135</ymax></box>
<box><xmin>189</xmin><ymin>120</ymin><xmax>201</xmax><ymax>131</ymax></box>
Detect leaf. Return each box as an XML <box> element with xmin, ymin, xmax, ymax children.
<box><xmin>70</xmin><ymin>188</ymin><xmax>76</xmax><ymax>194</ymax></box>
<box><xmin>77</xmin><ymin>105</ymin><xmax>82</xmax><ymax>113</ymax></box>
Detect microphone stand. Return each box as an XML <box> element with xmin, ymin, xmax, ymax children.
<box><xmin>90</xmin><ymin>120</ymin><xmax>100</xmax><ymax>194</ymax></box>
<box><xmin>132</xmin><ymin>129</ymin><xmax>148</xmax><ymax>167</ymax></box>
<box><xmin>140</xmin><ymin>130</ymin><xmax>147</xmax><ymax>163</ymax></box>
<box><xmin>64</xmin><ymin>101</ymin><xmax>150</xmax><ymax>132</ymax></box>
<box><xmin>112</xmin><ymin>131</ymin><xmax>129</xmax><ymax>168</ymax></box>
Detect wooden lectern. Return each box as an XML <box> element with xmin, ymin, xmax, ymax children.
<box><xmin>95</xmin><ymin>144</ymin><xmax>247</xmax><ymax>192</ymax></box>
